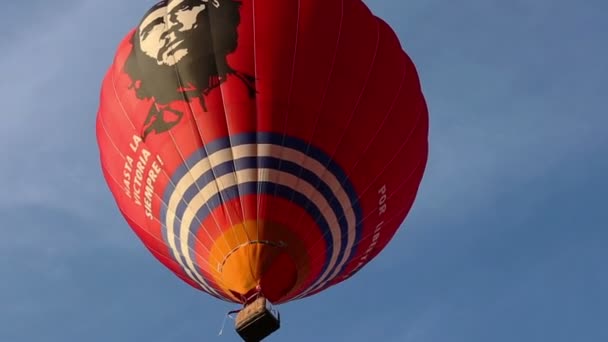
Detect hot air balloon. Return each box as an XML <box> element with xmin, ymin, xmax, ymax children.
<box><xmin>96</xmin><ymin>0</ymin><xmax>428</xmax><ymax>340</ymax></box>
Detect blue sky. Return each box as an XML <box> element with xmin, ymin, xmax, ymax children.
<box><xmin>1</xmin><ymin>0</ymin><xmax>607</xmax><ymax>341</ymax></box>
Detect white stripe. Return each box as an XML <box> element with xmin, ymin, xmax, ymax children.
<box><xmin>161</xmin><ymin>154</ymin><xmax>220</xmax><ymax>296</ymax></box>
<box><xmin>161</xmin><ymin>205</ymin><xmax>218</xmax><ymax>295</ymax></box>
<box><xmin>164</xmin><ymin>143</ymin><xmax>357</xmax><ymax>296</ymax></box>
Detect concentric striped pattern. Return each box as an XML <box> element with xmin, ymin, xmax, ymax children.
<box><xmin>160</xmin><ymin>132</ymin><xmax>362</xmax><ymax>302</ymax></box>
<box><xmin>97</xmin><ymin>0</ymin><xmax>430</xmax><ymax>306</ymax></box>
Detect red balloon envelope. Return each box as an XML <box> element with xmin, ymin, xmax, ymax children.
<box><xmin>96</xmin><ymin>0</ymin><xmax>428</xmax><ymax>305</ymax></box>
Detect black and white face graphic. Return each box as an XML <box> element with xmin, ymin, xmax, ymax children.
<box><xmin>123</xmin><ymin>0</ymin><xmax>256</xmax><ymax>141</ymax></box>
<box><xmin>138</xmin><ymin>0</ymin><xmax>221</xmax><ymax>66</ymax></box>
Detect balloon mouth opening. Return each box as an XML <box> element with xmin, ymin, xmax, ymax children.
<box><xmin>220</xmin><ymin>240</ymin><xmax>298</xmax><ymax>304</ymax></box>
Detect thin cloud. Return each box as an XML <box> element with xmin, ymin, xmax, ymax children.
<box><xmin>377</xmin><ymin>0</ymin><xmax>608</xmax><ymax>224</ymax></box>
<box><xmin>0</xmin><ymin>0</ymin><xmax>140</xmax><ymax>219</ymax></box>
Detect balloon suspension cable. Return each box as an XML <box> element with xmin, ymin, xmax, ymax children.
<box><xmin>218</xmin><ymin>309</ymin><xmax>242</xmax><ymax>336</ymax></box>
<box><xmin>218</xmin><ymin>285</ymin><xmax>264</xmax><ymax>336</ymax></box>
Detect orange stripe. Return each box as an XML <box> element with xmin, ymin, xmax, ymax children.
<box><xmin>205</xmin><ymin>219</ymin><xmax>311</xmax><ymax>303</ymax></box>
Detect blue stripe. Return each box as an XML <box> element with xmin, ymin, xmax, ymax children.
<box><xmin>160</xmin><ymin>133</ymin><xmax>363</xmax><ymax>294</ymax></box>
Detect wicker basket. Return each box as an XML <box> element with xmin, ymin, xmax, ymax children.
<box><xmin>235</xmin><ymin>297</ymin><xmax>280</xmax><ymax>341</ymax></box>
